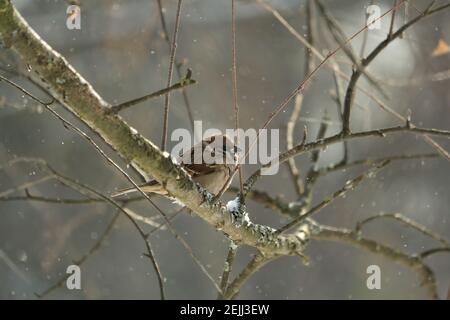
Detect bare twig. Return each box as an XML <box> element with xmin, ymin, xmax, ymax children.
<box><xmin>156</xmin><ymin>0</ymin><xmax>195</xmax><ymax>133</ymax></box>
<box><xmin>0</xmin><ymin>248</ymin><xmax>28</xmax><ymax>283</ymax></box>
<box><xmin>312</xmin><ymin>224</ymin><xmax>439</xmax><ymax>299</ymax></box>
<box><xmin>218</xmin><ymin>240</ymin><xmax>238</xmax><ymax>299</ymax></box>
<box><xmin>420</xmin><ymin>247</ymin><xmax>450</xmax><ymax>259</ymax></box>
<box><xmin>401</xmin><ymin>0</ymin><xmax>409</xmax><ymax>38</ymax></box>
<box><xmin>161</xmin><ymin>0</ymin><xmax>183</xmax><ymax>150</ymax></box>
<box><xmin>302</xmin><ymin>111</ymin><xmax>330</xmax><ymax>200</ymax></box>
<box><xmin>0</xmin><ymin>175</ymin><xmax>54</xmax><ymax>197</ymax></box>
<box><xmin>37</xmin><ymin>210</ymin><xmax>121</xmax><ymax>298</ymax></box>
<box><xmin>0</xmin><ymin>186</ymin><xmax>165</xmax><ymax>229</ymax></box>
<box><xmin>0</xmin><ymin>191</ymin><xmax>142</xmax><ymax>205</ymax></box>
<box><xmin>316</xmin><ymin>153</ymin><xmax>438</xmax><ymax>177</ymax></box>
<box><xmin>231</xmin><ymin>0</ymin><xmax>244</xmax><ymax>199</ymax></box>
<box><xmin>233</xmin><ymin>153</ymin><xmax>439</xmax><ymax>220</ymax></box>
<box><xmin>277</xmin><ymin>160</ymin><xmax>390</xmax><ymax>234</ymax></box>
<box><xmin>223</xmin><ymin>253</ymin><xmax>273</xmax><ymax>299</ymax></box>
<box><xmin>356</xmin><ymin>212</ymin><xmax>449</xmax><ymax>247</ymax></box>
<box><xmin>285</xmin><ymin>0</ymin><xmax>316</xmax><ymax>196</ymax></box>
<box><xmin>330</xmin><ymin>61</ymin><xmax>348</xmax><ymax>165</ymax></box>
<box><xmin>311</xmin><ymin>111</ymin><xmax>329</xmax><ymax>165</ymax></box>
<box><xmin>147</xmin><ymin>208</ymin><xmax>184</xmax><ymax>235</ymax></box>
<box><xmin>388</xmin><ymin>0</ymin><xmax>398</xmax><ymax>38</ymax></box>
<box><xmin>109</xmin><ymin>75</ymin><xmax>196</xmax><ymax>114</ymax></box>
<box><xmin>286</xmin><ymin>95</ymin><xmax>306</xmax><ymax>195</ymax></box>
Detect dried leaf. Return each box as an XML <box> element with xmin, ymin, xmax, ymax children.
<box><xmin>432</xmin><ymin>39</ymin><xmax>450</xmax><ymax>57</ymax></box>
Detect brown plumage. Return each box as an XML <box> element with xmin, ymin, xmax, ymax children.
<box><xmin>111</xmin><ymin>134</ymin><xmax>238</xmax><ymax>198</ymax></box>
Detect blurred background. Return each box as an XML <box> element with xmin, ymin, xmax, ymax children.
<box><xmin>0</xmin><ymin>0</ymin><xmax>449</xmax><ymax>299</ymax></box>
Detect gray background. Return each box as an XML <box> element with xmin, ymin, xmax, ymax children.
<box><xmin>0</xmin><ymin>0</ymin><xmax>449</xmax><ymax>299</ymax></box>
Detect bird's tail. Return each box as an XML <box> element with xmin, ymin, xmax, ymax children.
<box><xmin>111</xmin><ymin>181</ymin><xmax>163</xmax><ymax>198</ymax></box>
<box><xmin>111</xmin><ymin>187</ymin><xmax>139</xmax><ymax>198</ymax></box>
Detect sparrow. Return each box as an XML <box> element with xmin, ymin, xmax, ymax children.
<box><xmin>111</xmin><ymin>134</ymin><xmax>239</xmax><ymax>198</ymax></box>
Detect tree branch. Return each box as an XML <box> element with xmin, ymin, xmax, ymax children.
<box><xmin>311</xmin><ymin>224</ymin><xmax>439</xmax><ymax>299</ymax></box>
<box><xmin>245</xmin><ymin>125</ymin><xmax>450</xmax><ymax>193</ymax></box>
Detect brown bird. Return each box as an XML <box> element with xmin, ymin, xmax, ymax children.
<box><xmin>111</xmin><ymin>134</ymin><xmax>239</xmax><ymax>198</ymax></box>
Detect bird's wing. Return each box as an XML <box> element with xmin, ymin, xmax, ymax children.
<box><xmin>183</xmin><ymin>163</ymin><xmax>217</xmax><ymax>177</ymax></box>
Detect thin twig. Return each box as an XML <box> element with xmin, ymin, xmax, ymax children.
<box><xmin>330</xmin><ymin>60</ymin><xmax>348</xmax><ymax>166</ymax></box>
<box><xmin>388</xmin><ymin>0</ymin><xmax>398</xmax><ymax>38</ymax></box>
<box><xmin>420</xmin><ymin>247</ymin><xmax>450</xmax><ymax>259</ymax></box>
<box><xmin>303</xmin><ymin>111</ymin><xmax>329</xmax><ymax>197</ymax></box>
<box><xmin>312</xmin><ymin>224</ymin><xmax>439</xmax><ymax>299</ymax></box>
<box><xmin>355</xmin><ymin>212</ymin><xmax>450</xmax><ymax>247</ymax></box>
<box><xmin>316</xmin><ymin>153</ymin><xmax>438</xmax><ymax>177</ymax></box>
<box><xmin>0</xmin><ymin>185</ymin><xmax>169</xmax><ymax>230</ymax></box>
<box><xmin>311</xmin><ymin>111</ymin><xmax>329</xmax><ymax>164</ymax></box>
<box><xmin>0</xmin><ymin>64</ymin><xmax>148</xmax><ymax>182</ymax></box>
<box><xmin>400</xmin><ymin>0</ymin><xmax>409</xmax><ymax>39</ymax></box>
<box><xmin>156</xmin><ymin>0</ymin><xmax>195</xmax><ymax>133</ymax></box>
<box><xmin>0</xmin><ymin>192</ymin><xmax>143</xmax><ymax>205</ymax></box>
<box><xmin>223</xmin><ymin>253</ymin><xmax>273</xmax><ymax>299</ymax></box>
<box><xmin>286</xmin><ymin>95</ymin><xmax>305</xmax><ymax>195</ymax></box>
<box><xmin>217</xmin><ymin>240</ymin><xmax>238</xmax><ymax>299</ymax></box>
<box><xmin>0</xmin><ymin>248</ymin><xmax>28</xmax><ymax>283</ymax></box>
<box><xmin>277</xmin><ymin>160</ymin><xmax>390</xmax><ymax>234</ymax></box>
<box><xmin>0</xmin><ymin>193</ymin><xmax>102</xmax><ymax>204</ymax></box>
<box><xmin>228</xmin><ymin>186</ymin><xmax>300</xmax><ymax>218</ymax></box>
<box><xmin>0</xmin><ymin>175</ymin><xmax>54</xmax><ymax>197</ymax></box>
<box><xmin>109</xmin><ymin>76</ymin><xmax>196</xmax><ymax>114</ymax></box>
<box><xmin>285</xmin><ymin>0</ymin><xmax>315</xmax><ymax>196</ymax></box>
<box><xmin>147</xmin><ymin>208</ymin><xmax>184</xmax><ymax>235</ymax></box>
<box><xmin>161</xmin><ymin>0</ymin><xmax>183</xmax><ymax>151</ymax></box>
<box><xmin>37</xmin><ymin>210</ymin><xmax>121</xmax><ymax>298</ymax></box>
<box><xmin>231</xmin><ymin>0</ymin><xmax>244</xmax><ymax>199</ymax></box>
